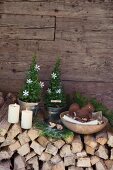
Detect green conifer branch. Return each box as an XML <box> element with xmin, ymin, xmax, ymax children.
<box><xmin>34</xmin><ymin>120</ymin><xmax>74</xmax><ymax>140</ymax></box>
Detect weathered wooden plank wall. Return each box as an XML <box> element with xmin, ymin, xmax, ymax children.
<box><xmin>0</xmin><ymin>0</ymin><xmax>113</xmax><ymax>108</ymax></box>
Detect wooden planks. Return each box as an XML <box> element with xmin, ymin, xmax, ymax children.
<box><xmin>0</xmin><ymin>27</ymin><xmax>54</xmax><ymax>40</ymax></box>
<box><xmin>0</xmin><ymin>14</ymin><xmax>55</xmax><ymax>28</ymax></box>
<box><xmin>1</xmin><ymin>1</ymin><xmax>113</xmax><ymax>17</ymax></box>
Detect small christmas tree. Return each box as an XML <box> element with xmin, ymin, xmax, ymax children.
<box><xmin>46</xmin><ymin>58</ymin><xmax>66</xmax><ymax>108</ymax></box>
<box><xmin>19</xmin><ymin>55</ymin><xmax>44</xmax><ymax>102</ymax></box>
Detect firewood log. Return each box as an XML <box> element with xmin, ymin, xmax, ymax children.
<box><xmin>71</xmin><ymin>135</ymin><xmax>83</xmax><ymax>153</ymax></box>
<box><xmin>77</xmin><ymin>157</ymin><xmax>91</xmax><ymax>168</ymax></box>
<box><xmin>14</xmin><ymin>155</ymin><xmax>26</xmax><ymax>170</ymax></box>
<box><xmin>96</xmin><ymin>131</ymin><xmax>108</xmax><ymax>145</ymax></box>
<box><xmin>84</xmin><ymin>135</ymin><xmax>98</xmax><ymax>149</ymax></box>
<box><xmin>27</xmin><ymin>156</ymin><xmax>39</xmax><ymax>170</ymax></box>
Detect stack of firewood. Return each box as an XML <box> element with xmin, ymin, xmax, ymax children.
<box><xmin>0</xmin><ymin>93</ymin><xmax>113</xmax><ymax>170</ymax></box>
<box><xmin>0</xmin><ymin>121</ymin><xmax>113</xmax><ymax>169</ymax></box>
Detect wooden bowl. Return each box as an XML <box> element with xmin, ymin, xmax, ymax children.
<box><xmin>60</xmin><ymin>111</ymin><xmax>108</xmax><ymax>134</ymax></box>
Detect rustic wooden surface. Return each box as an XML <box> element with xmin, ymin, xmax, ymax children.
<box><xmin>0</xmin><ymin>0</ymin><xmax>113</xmax><ymax>108</ymax></box>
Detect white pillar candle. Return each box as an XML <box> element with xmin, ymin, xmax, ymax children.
<box><xmin>8</xmin><ymin>103</ymin><xmax>20</xmax><ymax>123</ymax></box>
<box><xmin>21</xmin><ymin>109</ymin><xmax>33</xmax><ymax>129</ymax></box>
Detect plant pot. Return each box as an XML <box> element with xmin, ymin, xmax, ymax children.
<box><xmin>18</xmin><ymin>99</ymin><xmax>39</xmax><ymax>112</ymax></box>
<box><xmin>48</xmin><ymin>107</ymin><xmax>64</xmax><ymax>123</ymax></box>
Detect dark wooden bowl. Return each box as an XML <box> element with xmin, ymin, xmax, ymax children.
<box><xmin>60</xmin><ymin>111</ymin><xmax>108</xmax><ymax>134</ymax></box>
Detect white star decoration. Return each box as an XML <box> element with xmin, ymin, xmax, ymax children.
<box><xmin>26</xmin><ymin>79</ymin><xmax>33</xmax><ymax>84</ymax></box>
<box><xmin>23</xmin><ymin>90</ymin><xmax>29</xmax><ymax>96</ymax></box>
<box><xmin>51</xmin><ymin>72</ymin><xmax>57</xmax><ymax>79</ymax></box>
<box><xmin>56</xmin><ymin>89</ymin><xmax>61</xmax><ymax>94</ymax></box>
<box><xmin>40</xmin><ymin>81</ymin><xmax>44</xmax><ymax>88</ymax></box>
<box><xmin>35</xmin><ymin>64</ymin><xmax>40</xmax><ymax>71</ymax></box>
<box><xmin>47</xmin><ymin>88</ymin><xmax>51</xmax><ymax>94</ymax></box>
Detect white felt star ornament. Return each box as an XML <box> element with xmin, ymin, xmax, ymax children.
<box><xmin>23</xmin><ymin>90</ymin><xmax>29</xmax><ymax>96</ymax></box>
<box><xmin>51</xmin><ymin>72</ymin><xmax>57</xmax><ymax>79</ymax></box>
<box><xmin>56</xmin><ymin>89</ymin><xmax>61</xmax><ymax>94</ymax></box>
<box><xmin>35</xmin><ymin>64</ymin><xmax>40</xmax><ymax>71</ymax></box>
<box><xmin>47</xmin><ymin>88</ymin><xmax>51</xmax><ymax>94</ymax></box>
<box><xmin>40</xmin><ymin>81</ymin><xmax>44</xmax><ymax>88</ymax></box>
<box><xmin>26</xmin><ymin>79</ymin><xmax>33</xmax><ymax>84</ymax></box>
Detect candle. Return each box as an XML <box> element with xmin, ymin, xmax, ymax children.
<box><xmin>21</xmin><ymin>109</ymin><xmax>33</xmax><ymax>129</ymax></box>
<box><xmin>8</xmin><ymin>103</ymin><xmax>20</xmax><ymax>123</ymax></box>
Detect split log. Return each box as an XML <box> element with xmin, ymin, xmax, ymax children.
<box><xmin>60</xmin><ymin>144</ymin><xmax>73</xmax><ymax>157</ymax></box>
<box><xmin>64</xmin><ymin>155</ymin><xmax>76</xmax><ymax>166</ymax></box>
<box><xmin>0</xmin><ymin>150</ymin><xmax>13</xmax><ymax>161</ymax></box>
<box><xmin>85</xmin><ymin>145</ymin><xmax>95</xmax><ymax>155</ymax></box>
<box><xmin>53</xmin><ymin>139</ymin><xmax>65</xmax><ymax>149</ymax></box>
<box><xmin>26</xmin><ymin>164</ymin><xmax>32</xmax><ymax>170</ymax></box>
<box><xmin>25</xmin><ymin>151</ymin><xmax>36</xmax><ymax>161</ymax></box>
<box><xmin>0</xmin><ymin>116</ymin><xmax>10</xmax><ymax>137</ymax></box>
<box><xmin>37</xmin><ymin>136</ymin><xmax>49</xmax><ymax>148</ymax></box>
<box><xmin>28</xmin><ymin>128</ymin><xmax>40</xmax><ymax>141</ymax></box>
<box><xmin>52</xmin><ymin>161</ymin><xmax>65</xmax><ymax>170</ymax></box>
<box><xmin>68</xmin><ymin>167</ymin><xmax>84</xmax><ymax>170</ymax></box>
<box><xmin>0</xmin><ymin>136</ymin><xmax>5</xmax><ymax>143</ymax></box>
<box><xmin>76</xmin><ymin>150</ymin><xmax>87</xmax><ymax>158</ymax></box>
<box><xmin>42</xmin><ymin>161</ymin><xmax>52</xmax><ymax>170</ymax></box>
<box><xmin>30</xmin><ymin>141</ymin><xmax>45</xmax><ymax>155</ymax></box>
<box><xmin>39</xmin><ymin>152</ymin><xmax>52</xmax><ymax>161</ymax></box>
<box><xmin>84</xmin><ymin>135</ymin><xmax>98</xmax><ymax>149</ymax></box>
<box><xmin>14</xmin><ymin>155</ymin><xmax>26</xmax><ymax>170</ymax></box>
<box><xmin>7</xmin><ymin>124</ymin><xmax>22</xmax><ymax>140</ymax></box>
<box><xmin>27</xmin><ymin>156</ymin><xmax>39</xmax><ymax>170</ymax></box>
<box><xmin>110</xmin><ymin>148</ymin><xmax>113</xmax><ymax>159</ymax></box>
<box><xmin>17</xmin><ymin>143</ymin><xmax>30</xmax><ymax>156</ymax></box>
<box><xmin>50</xmin><ymin>154</ymin><xmax>62</xmax><ymax>164</ymax></box>
<box><xmin>77</xmin><ymin>157</ymin><xmax>91</xmax><ymax>168</ymax></box>
<box><xmin>105</xmin><ymin>160</ymin><xmax>113</xmax><ymax>170</ymax></box>
<box><xmin>0</xmin><ymin>160</ymin><xmax>11</xmax><ymax>170</ymax></box>
<box><xmin>72</xmin><ymin>135</ymin><xmax>83</xmax><ymax>153</ymax></box>
<box><xmin>95</xmin><ymin>159</ymin><xmax>107</xmax><ymax>170</ymax></box>
<box><xmin>90</xmin><ymin>156</ymin><xmax>100</xmax><ymax>165</ymax></box>
<box><xmin>18</xmin><ymin>131</ymin><xmax>30</xmax><ymax>145</ymax></box>
<box><xmin>9</xmin><ymin>140</ymin><xmax>21</xmax><ymax>152</ymax></box>
<box><xmin>45</xmin><ymin>143</ymin><xmax>58</xmax><ymax>156</ymax></box>
<box><xmin>107</xmin><ymin>131</ymin><xmax>113</xmax><ymax>147</ymax></box>
<box><xmin>0</xmin><ymin>139</ymin><xmax>16</xmax><ymax>148</ymax></box>
<box><xmin>95</xmin><ymin>145</ymin><xmax>108</xmax><ymax>160</ymax></box>
<box><xmin>96</xmin><ymin>131</ymin><xmax>108</xmax><ymax>145</ymax></box>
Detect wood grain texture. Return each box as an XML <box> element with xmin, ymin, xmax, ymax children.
<box><xmin>0</xmin><ymin>0</ymin><xmax>113</xmax><ymax>107</ymax></box>
<box><xmin>1</xmin><ymin>1</ymin><xmax>113</xmax><ymax>17</ymax></box>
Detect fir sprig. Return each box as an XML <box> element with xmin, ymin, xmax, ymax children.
<box><xmin>34</xmin><ymin>120</ymin><xmax>74</xmax><ymax>140</ymax></box>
